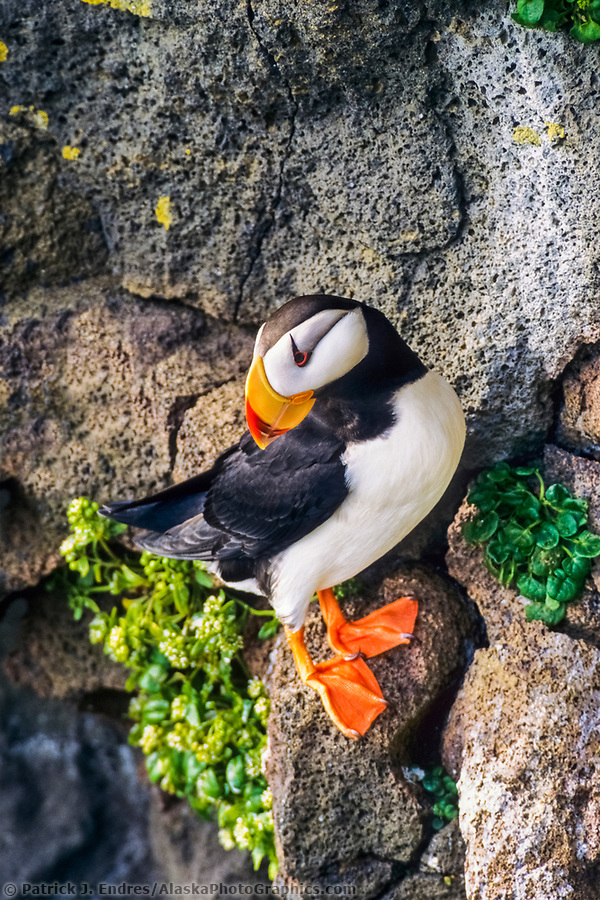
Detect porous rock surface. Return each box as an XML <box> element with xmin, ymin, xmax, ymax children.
<box><xmin>0</xmin><ymin>599</ymin><xmax>266</xmax><ymax>896</ymax></box>
<box><xmin>2</xmin><ymin>0</ymin><xmax>600</xmax><ymax>896</ymax></box>
<box><xmin>558</xmin><ymin>344</ymin><xmax>600</xmax><ymax>461</ymax></box>
<box><xmin>0</xmin><ymin>671</ymin><xmax>157</xmax><ymax>888</ymax></box>
<box><xmin>266</xmin><ymin>566</ymin><xmax>471</xmax><ymax>898</ymax></box>
<box><xmin>444</xmin><ymin>446</ymin><xmax>600</xmax><ymax>900</ymax></box>
<box><xmin>1</xmin><ymin>0</ymin><xmax>599</xmax><ymax>509</ymax></box>
<box><xmin>3</xmin><ymin>589</ymin><xmax>128</xmax><ymax>702</ymax></box>
<box><xmin>0</xmin><ymin>278</ymin><xmax>252</xmax><ymax>597</ymax></box>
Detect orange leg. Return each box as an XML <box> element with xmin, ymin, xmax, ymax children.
<box><xmin>285</xmin><ymin>626</ymin><xmax>387</xmax><ymax>739</ymax></box>
<box><xmin>318</xmin><ymin>588</ymin><xmax>419</xmax><ymax>659</ymax></box>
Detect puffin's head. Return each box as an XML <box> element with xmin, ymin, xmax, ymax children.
<box><xmin>245</xmin><ymin>295</ymin><xmax>369</xmax><ymax>448</ymax></box>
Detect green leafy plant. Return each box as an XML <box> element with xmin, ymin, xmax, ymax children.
<box><xmin>463</xmin><ymin>462</ymin><xmax>600</xmax><ymax>626</ymax></box>
<box><xmin>512</xmin><ymin>0</ymin><xmax>600</xmax><ymax>42</ymax></box>
<box><xmin>48</xmin><ymin>497</ymin><xmax>279</xmax><ymax>878</ymax></box>
<box><xmin>420</xmin><ymin>766</ymin><xmax>459</xmax><ymax>831</ymax></box>
<box><xmin>333</xmin><ymin>577</ymin><xmax>362</xmax><ymax>600</ymax></box>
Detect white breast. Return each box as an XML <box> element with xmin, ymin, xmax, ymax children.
<box><xmin>269</xmin><ymin>371</ymin><xmax>466</xmax><ymax>630</ymax></box>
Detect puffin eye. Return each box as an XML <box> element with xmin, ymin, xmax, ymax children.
<box><xmin>290</xmin><ymin>335</ymin><xmax>311</xmax><ymax>368</ymax></box>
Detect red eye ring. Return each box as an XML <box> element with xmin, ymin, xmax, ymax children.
<box><xmin>290</xmin><ymin>336</ymin><xmax>311</xmax><ymax>368</ymax></box>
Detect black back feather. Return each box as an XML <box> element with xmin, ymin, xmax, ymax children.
<box><xmin>101</xmin><ymin>419</ymin><xmax>348</xmax><ymax>569</ymax></box>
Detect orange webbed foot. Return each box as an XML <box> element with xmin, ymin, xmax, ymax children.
<box><xmin>285</xmin><ymin>626</ymin><xmax>387</xmax><ymax>739</ymax></box>
<box><xmin>318</xmin><ymin>589</ymin><xmax>418</xmax><ymax>658</ymax></box>
<box><xmin>306</xmin><ymin>655</ymin><xmax>387</xmax><ymax>739</ymax></box>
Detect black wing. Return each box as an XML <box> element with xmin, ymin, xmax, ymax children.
<box><xmin>101</xmin><ymin>417</ymin><xmax>348</xmax><ymax>569</ymax></box>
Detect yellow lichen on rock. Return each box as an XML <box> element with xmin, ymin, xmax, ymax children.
<box><xmin>9</xmin><ymin>105</ymin><xmax>49</xmax><ymax>130</ymax></box>
<box><xmin>545</xmin><ymin>122</ymin><xmax>565</xmax><ymax>142</ymax></box>
<box><xmin>155</xmin><ymin>196</ymin><xmax>172</xmax><ymax>231</ymax></box>
<box><xmin>513</xmin><ymin>126</ymin><xmax>541</xmax><ymax>147</ymax></box>
<box><xmin>79</xmin><ymin>0</ymin><xmax>152</xmax><ymax>17</ymax></box>
<box><xmin>62</xmin><ymin>146</ymin><xmax>82</xmax><ymax>160</ymax></box>
<box><xmin>0</xmin><ymin>41</ymin><xmax>8</xmax><ymax>62</ymax></box>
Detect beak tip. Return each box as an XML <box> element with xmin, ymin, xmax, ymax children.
<box><xmin>245</xmin><ymin>397</ymin><xmax>270</xmax><ymax>449</ymax></box>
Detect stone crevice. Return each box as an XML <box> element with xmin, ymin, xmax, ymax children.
<box><xmin>167</xmin><ymin>394</ymin><xmax>202</xmax><ymax>472</ymax></box>
<box><xmin>166</xmin><ymin>373</ymin><xmax>245</xmax><ymax>474</ymax></box>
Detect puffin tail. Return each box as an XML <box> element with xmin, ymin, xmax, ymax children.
<box><xmin>100</xmin><ymin>472</ymin><xmax>211</xmax><ymax>534</ymax></box>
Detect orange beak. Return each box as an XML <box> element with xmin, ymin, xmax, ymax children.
<box><xmin>245</xmin><ymin>356</ymin><xmax>315</xmax><ymax>449</ymax></box>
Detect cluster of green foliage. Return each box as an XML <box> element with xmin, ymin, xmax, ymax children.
<box><xmin>332</xmin><ymin>577</ymin><xmax>362</xmax><ymax>600</ymax></box>
<box><xmin>463</xmin><ymin>463</ymin><xmax>600</xmax><ymax>626</ymax></box>
<box><xmin>48</xmin><ymin>497</ymin><xmax>279</xmax><ymax>878</ymax></box>
<box><xmin>420</xmin><ymin>767</ymin><xmax>459</xmax><ymax>831</ymax></box>
<box><xmin>512</xmin><ymin>0</ymin><xmax>600</xmax><ymax>43</ymax></box>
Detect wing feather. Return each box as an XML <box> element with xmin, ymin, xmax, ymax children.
<box><xmin>103</xmin><ymin>418</ymin><xmax>348</xmax><ymax>566</ymax></box>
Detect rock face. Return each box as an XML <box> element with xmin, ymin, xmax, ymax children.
<box><xmin>0</xmin><ymin>597</ymin><xmax>266</xmax><ymax>895</ymax></box>
<box><xmin>3</xmin><ymin>589</ymin><xmax>128</xmax><ymax>702</ymax></box>
<box><xmin>558</xmin><ymin>344</ymin><xmax>600</xmax><ymax>462</ymax></box>
<box><xmin>0</xmin><ymin>673</ymin><xmax>157</xmax><ymax>888</ymax></box>
<box><xmin>444</xmin><ymin>623</ymin><xmax>600</xmax><ymax>900</ymax></box>
<box><xmin>0</xmin><ymin>279</ymin><xmax>252</xmax><ymax>596</ymax></box>
<box><xmin>266</xmin><ymin>567</ymin><xmax>471</xmax><ymax>898</ymax></box>
<box><xmin>444</xmin><ymin>447</ymin><xmax>600</xmax><ymax>899</ymax></box>
<box><xmin>1</xmin><ymin>0</ymin><xmax>600</xmax><ymax>511</ymax></box>
<box><xmin>2</xmin><ymin>0</ymin><xmax>600</xmax><ymax>896</ymax></box>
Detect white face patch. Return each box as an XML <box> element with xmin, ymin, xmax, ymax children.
<box><xmin>252</xmin><ymin>323</ymin><xmax>265</xmax><ymax>358</ymax></box>
<box><xmin>262</xmin><ymin>308</ymin><xmax>369</xmax><ymax>397</ymax></box>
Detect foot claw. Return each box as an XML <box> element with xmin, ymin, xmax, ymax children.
<box><xmin>335</xmin><ymin>597</ymin><xmax>419</xmax><ymax>658</ymax></box>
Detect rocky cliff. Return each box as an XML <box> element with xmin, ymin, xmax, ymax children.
<box><xmin>1</xmin><ymin>0</ymin><xmax>600</xmax><ymax>897</ymax></box>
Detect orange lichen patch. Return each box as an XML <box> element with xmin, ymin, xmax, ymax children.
<box><xmin>62</xmin><ymin>146</ymin><xmax>82</xmax><ymax>160</ymax></box>
<box><xmin>9</xmin><ymin>105</ymin><xmax>49</xmax><ymax>130</ymax></box>
<box><xmin>155</xmin><ymin>195</ymin><xmax>172</xmax><ymax>231</ymax></box>
<box><xmin>0</xmin><ymin>41</ymin><xmax>8</xmax><ymax>62</ymax></box>
<box><xmin>79</xmin><ymin>0</ymin><xmax>152</xmax><ymax>17</ymax></box>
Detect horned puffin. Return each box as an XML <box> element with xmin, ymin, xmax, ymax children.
<box><xmin>101</xmin><ymin>295</ymin><xmax>465</xmax><ymax>738</ymax></box>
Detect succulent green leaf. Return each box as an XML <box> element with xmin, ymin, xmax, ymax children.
<box><xmin>194</xmin><ymin>568</ymin><xmax>214</xmax><ymax>587</ymax></box>
<box><xmin>486</xmin><ymin>540</ymin><xmax>510</xmax><ymax>566</ymax></box>
<box><xmin>516</xmin><ymin>0</ymin><xmax>545</xmax><ymax>23</ymax></box>
<box><xmin>539</xmin><ymin>603</ymin><xmax>567</xmax><ymax>626</ymax></box>
<box><xmin>555</xmin><ymin>513</ymin><xmax>579</xmax><ymax>538</ymax></box>
<box><xmin>184</xmin><ymin>752</ymin><xmax>205</xmax><ymax>782</ymax></box>
<box><xmin>467</xmin><ymin>490</ymin><xmax>497</xmax><ymax>513</ymax></box>
<box><xmin>530</xmin><ymin>546</ymin><xmax>564</xmax><ymax>577</ymax></box>
<box><xmin>514</xmin><ymin>466</ymin><xmax>537</xmax><ymax>476</ymax></box>
<box><xmin>258</xmin><ymin>618</ymin><xmax>280</xmax><ymax>640</ymax></box>
<box><xmin>535</xmin><ymin>523</ymin><xmax>560</xmax><ymax>549</ymax></box>
<box><xmin>143</xmin><ymin>699</ymin><xmax>170</xmax><ymax>723</ymax></box>
<box><xmin>422</xmin><ymin>774</ymin><xmax>442</xmax><ymax>793</ymax></box>
<box><xmin>545</xmin><ymin>483</ymin><xmax>570</xmax><ymax>504</ymax></box>
<box><xmin>198</xmin><ymin>768</ymin><xmax>222</xmax><ymax>799</ymax></box>
<box><xmin>185</xmin><ymin>702</ymin><xmax>201</xmax><ymax>727</ymax></box>
<box><xmin>563</xmin><ymin>555</ymin><xmax>591</xmax><ymax>582</ymax></box>
<box><xmin>571</xmin><ymin>18</ymin><xmax>600</xmax><ymax>42</ymax></box>
<box><xmin>139</xmin><ymin>664</ymin><xmax>168</xmax><ymax>692</ymax></box>
<box><xmin>463</xmin><ymin>511</ymin><xmax>500</xmax><ymax>544</ymax></box>
<box><xmin>517</xmin><ymin>574</ymin><xmax>547</xmax><ymax>601</ymax></box>
<box><xmin>573</xmin><ymin>531</ymin><xmax>600</xmax><ymax>558</ymax></box>
<box><xmin>226</xmin><ymin>757</ymin><xmax>246</xmax><ymax>794</ymax></box>
<box><xmin>503</xmin><ymin>522</ymin><xmax>536</xmax><ymax>551</ymax></box>
<box><xmin>553</xmin><ymin>575</ymin><xmax>580</xmax><ymax>603</ymax></box>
